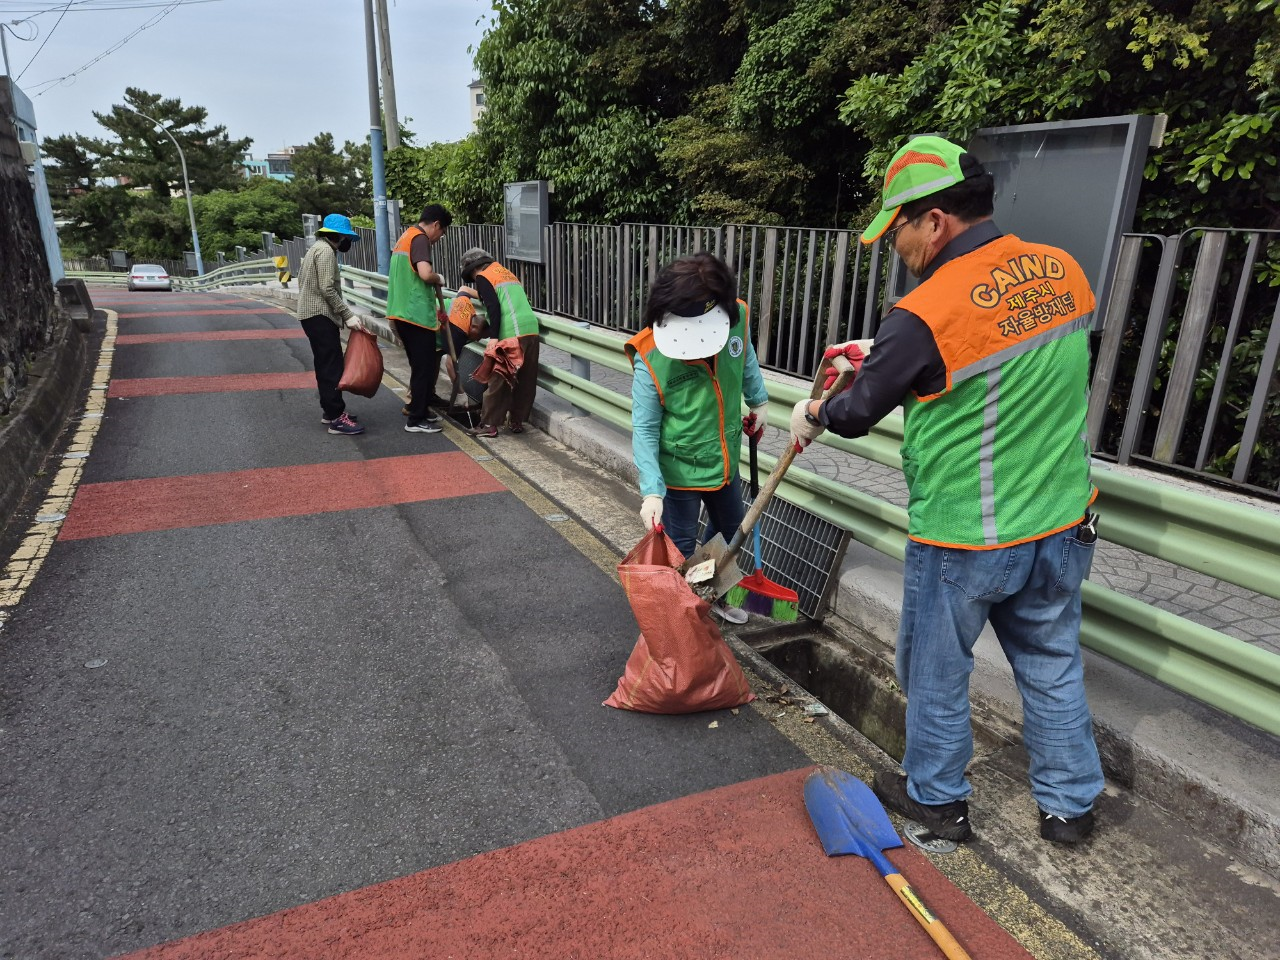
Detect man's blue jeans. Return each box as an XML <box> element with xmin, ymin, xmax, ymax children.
<box><xmin>898</xmin><ymin>526</ymin><xmax>1104</xmax><ymax>818</ymax></box>
<box><xmin>663</xmin><ymin>483</ymin><xmax>745</xmax><ymax>562</ymax></box>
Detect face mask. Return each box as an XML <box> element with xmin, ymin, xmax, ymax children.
<box><xmin>337</xmin><ymin>238</ymin><xmax>353</xmax><ymax>253</ymax></box>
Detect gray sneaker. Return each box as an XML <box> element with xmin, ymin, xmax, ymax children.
<box><xmin>711</xmin><ymin>600</ymin><xmax>748</xmax><ymax>624</ymax></box>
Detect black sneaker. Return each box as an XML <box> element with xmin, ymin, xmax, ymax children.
<box><xmin>873</xmin><ymin>771</ymin><xmax>972</xmax><ymax>842</ymax></box>
<box><xmin>405</xmin><ymin>420</ymin><xmax>442</xmax><ymax>434</ymax></box>
<box><xmin>1039</xmin><ymin>807</ymin><xmax>1094</xmax><ymax>844</ymax></box>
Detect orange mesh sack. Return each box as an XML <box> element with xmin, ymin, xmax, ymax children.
<box><xmin>604</xmin><ymin>527</ymin><xmax>755</xmax><ymax>714</ymax></box>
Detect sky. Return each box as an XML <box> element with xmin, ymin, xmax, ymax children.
<box><xmin>1</xmin><ymin>0</ymin><xmax>492</xmax><ymax>153</ymax></box>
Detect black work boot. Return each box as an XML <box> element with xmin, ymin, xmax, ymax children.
<box><xmin>1039</xmin><ymin>807</ymin><xmax>1095</xmax><ymax>844</ymax></box>
<box><xmin>873</xmin><ymin>771</ymin><xmax>972</xmax><ymax>842</ymax></box>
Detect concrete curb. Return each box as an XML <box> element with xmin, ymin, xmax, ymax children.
<box><xmin>0</xmin><ymin>313</ymin><xmax>91</xmax><ymax>524</ymax></box>
<box><xmin>526</xmin><ymin>389</ymin><xmax>1280</xmax><ymax>875</ymax></box>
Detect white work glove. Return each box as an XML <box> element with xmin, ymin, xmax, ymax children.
<box><xmin>640</xmin><ymin>494</ymin><xmax>664</xmax><ymax>530</ymax></box>
<box><xmin>742</xmin><ymin>404</ymin><xmax>768</xmax><ymax>443</ymax></box>
<box><xmin>790</xmin><ymin>398</ymin><xmax>825</xmax><ymax>453</ymax></box>
<box><xmin>344</xmin><ymin>316</ymin><xmax>364</xmax><ymax>331</ymax></box>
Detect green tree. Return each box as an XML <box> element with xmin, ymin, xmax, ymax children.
<box><xmin>289</xmin><ymin>132</ymin><xmax>368</xmax><ymax>217</ymax></box>
<box><xmin>838</xmin><ymin>0</ymin><xmax>1280</xmax><ymax>231</ymax></box>
<box><xmin>91</xmin><ymin>87</ymin><xmax>252</xmax><ymax>198</ymax></box>
<box><xmin>40</xmin><ymin>133</ymin><xmax>100</xmax><ymax>211</ymax></box>
<box><xmin>56</xmin><ymin>186</ymin><xmax>138</xmax><ymax>258</ymax></box>
<box><xmin>192</xmin><ymin>178</ymin><xmax>300</xmax><ymax>257</ymax></box>
<box><xmin>472</xmin><ymin>0</ymin><xmax>677</xmax><ymax>222</ymax></box>
<box><xmin>386</xmin><ymin>136</ymin><xmax>489</xmax><ymax>223</ymax></box>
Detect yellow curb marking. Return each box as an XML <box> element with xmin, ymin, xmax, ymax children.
<box><xmin>0</xmin><ymin>312</ymin><xmax>117</xmax><ymax>630</ymax></box>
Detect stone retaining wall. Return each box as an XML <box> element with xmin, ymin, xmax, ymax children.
<box><xmin>0</xmin><ymin>81</ymin><xmax>57</xmax><ymax>417</ymax></box>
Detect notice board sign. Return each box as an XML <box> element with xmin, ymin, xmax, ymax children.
<box><xmin>504</xmin><ymin>180</ymin><xmax>549</xmax><ymax>264</ymax></box>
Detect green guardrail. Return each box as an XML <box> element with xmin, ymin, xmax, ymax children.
<box><xmin>65</xmin><ymin>270</ymin><xmax>130</xmax><ymax>288</ymax></box>
<box><xmin>176</xmin><ymin>259</ymin><xmax>275</xmax><ymax>290</ymax></box>
<box><xmin>534</xmin><ymin>313</ymin><xmax>1280</xmax><ymax>736</ymax></box>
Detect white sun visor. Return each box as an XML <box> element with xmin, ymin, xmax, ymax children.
<box><xmin>651</xmin><ymin>303</ymin><xmax>732</xmax><ymax>360</ymax></box>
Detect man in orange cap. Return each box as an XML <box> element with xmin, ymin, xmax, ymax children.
<box><xmin>791</xmin><ymin>136</ymin><xmax>1104</xmax><ymax>845</ymax></box>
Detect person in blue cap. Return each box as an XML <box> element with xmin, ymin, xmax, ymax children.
<box><xmin>296</xmin><ymin>214</ymin><xmax>366</xmax><ymax>435</ymax></box>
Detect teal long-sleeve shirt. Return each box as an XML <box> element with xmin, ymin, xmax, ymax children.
<box><xmin>631</xmin><ymin>341</ymin><xmax>770</xmax><ymax>499</ymax></box>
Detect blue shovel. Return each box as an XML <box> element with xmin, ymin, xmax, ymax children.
<box><xmin>803</xmin><ymin>767</ymin><xmax>973</xmax><ymax>960</ymax></box>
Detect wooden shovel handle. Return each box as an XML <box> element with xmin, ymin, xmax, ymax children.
<box><xmin>884</xmin><ymin>873</ymin><xmax>973</xmax><ymax>960</ymax></box>
<box><xmin>720</xmin><ymin>354</ymin><xmax>855</xmax><ymax>570</ymax></box>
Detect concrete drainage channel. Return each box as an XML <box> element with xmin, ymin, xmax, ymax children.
<box><xmin>734</xmin><ymin>620</ymin><xmax>1010</xmax><ymax>770</ymax></box>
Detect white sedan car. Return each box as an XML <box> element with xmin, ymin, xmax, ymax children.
<box><xmin>126</xmin><ymin>264</ymin><xmax>172</xmax><ymax>291</ymax></box>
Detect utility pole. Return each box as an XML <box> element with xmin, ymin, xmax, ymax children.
<box><xmin>375</xmin><ymin>0</ymin><xmax>400</xmax><ymax>150</ymax></box>
<box><xmin>363</xmin><ymin>0</ymin><xmax>390</xmax><ymax>274</ymax></box>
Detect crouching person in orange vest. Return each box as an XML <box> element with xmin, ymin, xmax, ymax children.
<box><xmin>456</xmin><ymin>248</ymin><xmax>540</xmax><ymax>438</ymax></box>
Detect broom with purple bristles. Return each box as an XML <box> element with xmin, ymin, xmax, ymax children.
<box><xmin>725</xmin><ymin>429</ymin><xmax>800</xmax><ymax>621</ymax></box>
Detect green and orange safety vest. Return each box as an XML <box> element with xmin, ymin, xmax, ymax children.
<box><xmin>476</xmin><ymin>262</ymin><xmax>539</xmax><ymax>339</ymax></box>
<box><xmin>896</xmin><ymin>234</ymin><xmax>1098</xmax><ymax>548</ymax></box>
<box><xmin>385</xmin><ymin>226</ymin><xmax>442</xmax><ymax>330</ymax></box>
<box><xmin>625</xmin><ymin>302</ymin><xmax>749</xmax><ymax>491</ymax></box>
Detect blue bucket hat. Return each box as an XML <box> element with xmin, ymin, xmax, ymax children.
<box><xmin>316</xmin><ymin>213</ymin><xmax>360</xmax><ymax>240</ymax></box>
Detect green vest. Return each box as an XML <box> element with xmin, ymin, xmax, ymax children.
<box><xmin>385</xmin><ymin>227</ymin><xmax>440</xmax><ymax>329</ymax></box>
<box><xmin>626</xmin><ymin>303</ymin><xmax>749</xmax><ymax>490</ymax></box>
<box><xmin>896</xmin><ymin>234</ymin><xmax>1097</xmax><ymax>548</ymax></box>
<box><xmin>477</xmin><ymin>262</ymin><xmax>539</xmax><ymax>339</ymax></box>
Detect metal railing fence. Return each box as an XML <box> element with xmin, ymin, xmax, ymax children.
<box><xmin>127</xmin><ymin>210</ymin><xmax>1278</xmax><ymax>497</ymax></box>
<box><xmin>1088</xmin><ymin>228</ymin><xmax>1280</xmax><ymax>496</ymax></box>
<box><xmin>425</xmin><ymin>219</ymin><xmax>1279</xmax><ymax>498</ymax></box>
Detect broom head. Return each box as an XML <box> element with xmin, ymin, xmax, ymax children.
<box><xmin>724</xmin><ymin>569</ymin><xmax>800</xmax><ymax>622</ymax></box>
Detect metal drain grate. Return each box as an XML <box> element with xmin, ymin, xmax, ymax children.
<box><xmin>699</xmin><ymin>478</ymin><xmax>850</xmax><ymax>621</ymax></box>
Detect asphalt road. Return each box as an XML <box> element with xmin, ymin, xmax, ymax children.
<box><xmin>1</xmin><ymin>292</ymin><xmax>819</xmax><ymax>958</ymax></box>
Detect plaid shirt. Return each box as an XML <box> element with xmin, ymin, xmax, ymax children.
<box><xmin>295</xmin><ymin>239</ymin><xmax>354</xmax><ymax>326</ymax></box>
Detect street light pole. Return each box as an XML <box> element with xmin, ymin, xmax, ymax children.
<box><xmin>124</xmin><ymin>106</ymin><xmax>204</xmax><ymax>277</ymax></box>
<box><xmin>364</xmin><ymin>0</ymin><xmax>390</xmax><ymax>275</ymax></box>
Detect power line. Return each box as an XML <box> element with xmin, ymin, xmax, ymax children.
<box><xmin>28</xmin><ymin>0</ymin><xmax>188</xmax><ymax>95</ymax></box>
<box><xmin>1</xmin><ymin>1</ymin><xmax>224</xmax><ymax>11</ymax></box>
<box><xmin>14</xmin><ymin>0</ymin><xmax>69</xmax><ymax>81</ymax></box>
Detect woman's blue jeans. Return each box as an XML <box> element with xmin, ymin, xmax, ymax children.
<box><xmin>662</xmin><ymin>483</ymin><xmax>745</xmax><ymax>563</ymax></box>
<box><xmin>898</xmin><ymin>526</ymin><xmax>1104</xmax><ymax>818</ymax></box>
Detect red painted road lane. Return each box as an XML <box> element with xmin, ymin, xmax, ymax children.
<box><xmin>108</xmin><ymin>372</ymin><xmax>316</xmax><ymax>398</ymax></box>
<box><xmin>117</xmin><ymin>329</ymin><xmax>306</xmax><ymax>345</ymax></box>
<box><xmin>60</xmin><ymin>453</ymin><xmax>504</xmax><ymax>540</ymax></box>
<box><xmin>116</xmin><ymin>768</ymin><xmax>1029</xmax><ymax>960</ymax></box>
<box><xmin>116</xmin><ymin>309</ymin><xmax>287</xmax><ymax>318</ymax></box>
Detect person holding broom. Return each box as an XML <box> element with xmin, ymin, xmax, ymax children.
<box><xmin>790</xmin><ymin>136</ymin><xmax>1103</xmax><ymax>845</ymax></box>
<box><xmin>627</xmin><ymin>252</ymin><xmax>770</xmax><ymax>626</ymax></box>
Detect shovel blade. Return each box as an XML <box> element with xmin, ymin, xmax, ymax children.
<box><xmin>804</xmin><ymin>767</ymin><xmax>903</xmax><ymax>858</ymax></box>
<box><xmin>679</xmin><ymin>534</ymin><xmax>747</xmax><ymax>599</ymax></box>
<box><xmin>680</xmin><ymin>534</ymin><xmax>728</xmax><ymax>576</ymax></box>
